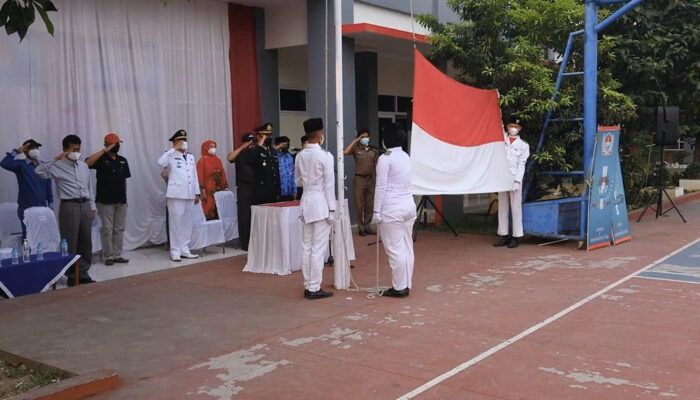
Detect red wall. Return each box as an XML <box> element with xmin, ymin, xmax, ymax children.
<box><xmin>229</xmin><ymin>3</ymin><xmax>261</xmax><ymax>147</ymax></box>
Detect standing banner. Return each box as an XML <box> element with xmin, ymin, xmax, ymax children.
<box><xmin>587</xmin><ymin>126</ymin><xmax>632</xmax><ymax>250</ymax></box>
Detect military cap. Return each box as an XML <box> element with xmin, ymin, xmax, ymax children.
<box><xmin>169</xmin><ymin>129</ymin><xmax>188</xmax><ymax>142</ymax></box>
<box><xmin>22</xmin><ymin>139</ymin><xmax>42</xmax><ymax>148</ymax></box>
<box><xmin>254</xmin><ymin>123</ymin><xmax>273</xmax><ymax>134</ymax></box>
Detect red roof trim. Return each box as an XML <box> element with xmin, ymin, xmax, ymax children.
<box><xmin>342</xmin><ymin>23</ymin><xmax>428</xmax><ymax>43</ymax></box>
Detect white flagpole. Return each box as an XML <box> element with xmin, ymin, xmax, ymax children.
<box><xmin>333</xmin><ymin>0</ymin><xmax>351</xmax><ymax>289</ymax></box>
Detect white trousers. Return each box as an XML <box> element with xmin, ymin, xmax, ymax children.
<box><xmin>167</xmin><ymin>198</ymin><xmax>194</xmax><ymax>258</ymax></box>
<box><xmin>302</xmin><ymin>219</ymin><xmax>332</xmax><ymax>291</ymax></box>
<box><xmin>379</xmin><ymin>204</ymin><xmax>417</xmax><ymax>290</ymax></box>
<box><xmin>497</xmin><ymin>190</ymin><xmax>523</xmax><ymax>238</ymax></box>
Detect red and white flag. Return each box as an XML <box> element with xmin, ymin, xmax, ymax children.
<box><xmin>410</xmin><ymin>49</ymin><xmax>513</xmax><ymax>195</ymax></box>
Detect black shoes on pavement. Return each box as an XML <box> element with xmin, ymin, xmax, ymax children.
<box><xmin>304</xmin><ymin>289</ymin><xmax>334</xmax><ymax>300</ymax></box>
<box><xmin>382</xmin><ymin>288</ymin><xmax>410</xmax><ymax>298</ymax></box>
<box><xmin>493</xmin><ymin>236</ymin><xmax>519</xmax><ymax>248</ymax></box>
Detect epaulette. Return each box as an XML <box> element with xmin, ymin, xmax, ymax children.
<box><xmin>382</xmin><ymin>150</ymin><xmax>392</xmax><ymax>156</ymax></box>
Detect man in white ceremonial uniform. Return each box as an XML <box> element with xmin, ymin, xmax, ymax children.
<box><xmin>158</xmin><ymin>129</ymin><xmax>201</xmax><ymax>261</ymax></box>
<box><xmin>494</xmin><ymin>119</ymin><xmax>530</xmax><ymax>249</ymax></box>
<box><xmin>372</xmin><ymin>123</ymin><xmax>417</xmax><ymax>298</ymax></box>
<box><xmin>295</xmin><ymin>118</ymin><xmax>336</xmax><ymax>300</ymax></box>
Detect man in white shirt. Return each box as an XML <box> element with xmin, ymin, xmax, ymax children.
<box><xmin>372</xmin><ymin>123</ymin><xmax>417</xmax><ymax>298</ymax></box>
<box><xmin>494</xmin><ymin>119</ymin><xmax>530</xmax><ymax>249</ymax></box>
<box><xmin>158</xmin><ymin>129</ymin><xmax>201</xmax><ymax>261</ymax></box>
<box><xmin>294</xmin><ymin>118</ymin><xmax>336</xmax><ymax>300</ymax></box>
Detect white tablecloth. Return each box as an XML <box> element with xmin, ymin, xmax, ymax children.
<box><xmin>244</xmin><ymin>199</ymin><xmax>355</xmax><ymax>275</ymax></box>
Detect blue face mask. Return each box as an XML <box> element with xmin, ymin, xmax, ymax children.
<box><xmin>359</xmin><ymin>137</ymin><xmax>370</xmax><ymax>146</ymax></box>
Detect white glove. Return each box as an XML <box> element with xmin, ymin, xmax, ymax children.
<box><xmin>326</xmin><ymin>211</ymin><xmax>337</xmax><ymax>226</ymax></box>
<box><xmin>371</xmin><ymin>212</ymin><xmax>382</xmax><ymax>225</ymax></box>
<box><xmin>513</xmin><ymin>181</ymin><xmax>521</xmax><ymax>192</ymax></box>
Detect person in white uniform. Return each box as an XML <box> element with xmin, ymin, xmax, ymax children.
<box><xmin>158</xmin><ymin>129</ymin><xmax>201</xmax><ymax>261</ymax></box>
<box><xmin>295</xmin><ymin>118</ymin><xmax>336</xmax><ymax>300</ymax></box>
<box><xmin>494</xmin><ymin>119</ymin><xmax>530</xmax><ymax>249</ymax></box>
<box><xmin>372</xmin><ymin>123</ymin><xmax>417</xmax><ymax>298</ymax></box>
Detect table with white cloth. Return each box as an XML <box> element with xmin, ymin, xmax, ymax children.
<box><xmin>0</xmin><ymin>252</ymin><xmax>81</xmax><ymax>298</ymax></box>
<box><xmin>244</xmin><ymin>199</ymin><xmax>355</xmax><ymax>275</ymax></box>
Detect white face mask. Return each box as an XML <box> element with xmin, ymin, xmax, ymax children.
<box><xmin>28</xmin><ymin>149</ymin><xmax>40</xmax><ymax>159</ymax></box>
<box><xmin>180</xmin><ymin>141</ymin><xmax>189</xmax><ymax>150</ymax></box>
<box><xmin>508</xmin><ymin>128</ymin><xmax>520</xmax><ymax>136</ymax></box>
<box><xmin>67</xmin><ymin>152</ymin><xmax>81</xmax><ymax>161</ymax></box>
<box><xmin>359</xmin><ymin>137</ymin><xmax>370</xmax><ymax>146</ymax></box>
<box><xmin>208</xmin><ymin>147</ymin><xmax>217</xmax><ymax>155</ymax></box>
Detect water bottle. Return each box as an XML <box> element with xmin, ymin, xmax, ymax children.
<box><xmin>11</xmin><ymin>246</ymin><xmax>19</xmax><ymax>265</ymax></box>
<box><xmin>22</xmin><ymin>239</ymin><xmax>31</xmax><ymax>263</ymax></box>
<box><xmin>36</xmin><ymin>242</ymin><xmax>44</xmax><ymax>261</ymax></box>
<box><xmin>61</xmin><ymin>238</ymin><xmax>68</xmax><ymax>257</ymax></box>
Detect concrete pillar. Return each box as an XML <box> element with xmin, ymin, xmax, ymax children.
<box><xmin>254</xmin><ymin>8</ymin><xmax>280</xmax><ymax>137</ymax></box>
<box><xmin>307</xmin><ymin>0</ymin><xmax>356</xmax><ymax>209</ymax></box>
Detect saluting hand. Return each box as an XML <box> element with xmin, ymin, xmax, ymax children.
<box><xmin>16</xmin><ymin>143</ymin><xmax>29</xmax><ymax>153</ymax></box>
<box><xmin>104</xmin><ymin>143</ymin><xmax>116</xmax><ymax>152</ymax></box>
<box><xmin>54</xmin><ymin>151</ymin><xmax>70</xmax><ymax>161</ymax></box>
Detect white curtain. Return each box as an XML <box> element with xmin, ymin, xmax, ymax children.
<box><xmin>0</xmin><ymin>0</ymin><xmax>234</xmax><ymax>250</ymax></box>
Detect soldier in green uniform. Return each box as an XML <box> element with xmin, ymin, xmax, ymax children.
<box><xmin>344</xmin><ymin>129</ymin><xmax>379</xmax><ymax>236</ymax></box>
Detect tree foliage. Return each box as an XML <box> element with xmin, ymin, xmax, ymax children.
<box><xmin>0</xmin><ymin>0</ymin><xmax>57</xmax><ymax>40</ymax></box>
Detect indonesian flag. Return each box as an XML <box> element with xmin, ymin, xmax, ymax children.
<box><xmin>410</xmin><ymin>49</ymin><xmax>513</xmax><ymax>195</ymax></box>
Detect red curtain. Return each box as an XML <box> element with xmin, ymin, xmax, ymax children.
<box><xmin>229</xmin><ymin>3</ymin><xmax>261</xmax><ymax>147</ymax></box>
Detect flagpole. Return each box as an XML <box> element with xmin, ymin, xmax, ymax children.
<box><xmin>333</xmin><ymin>0</ymin><xmax>350</xmax><ymax>289</ymax></box>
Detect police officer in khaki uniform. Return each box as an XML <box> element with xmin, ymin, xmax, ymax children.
<box><xmin>343</xmin><ymin>129</ymin><xmax>379</xmax><ymax>236</ymax></box>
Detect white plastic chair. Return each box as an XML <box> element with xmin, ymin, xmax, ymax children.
<box><xmin>214</xmin><ymin>190</ymin><xmax>239</xmax><ymax>244</ymax></box>
<box><xmin>189</xmin><ymin>202</ymin><xmax>225</xmax><ymax>254</ymax></box>
<box><xmin>23</xmin><ymin>207</ymin><xmax>61</xmax><ymax>252</ymax></box>
<box><xmin>0</xmin><ymin>202</ymin><xmax>22</xmax><ymax>247</ymax></box>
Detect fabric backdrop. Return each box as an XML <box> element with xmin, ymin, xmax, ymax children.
<box><xmin>0</xmin><ymin>0</ymin><xmax>234</xmax><ymax>250</ymax></box>
<box><xmin>410</xmin><ymin>49</ymin><xmax>513</xmax><ymax>195</ymax></box>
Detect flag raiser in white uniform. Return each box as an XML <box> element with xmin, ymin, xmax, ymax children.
<box><xmin>294</xmin><ymin>142</ymin><xmax>336</xmax><ymax>293</ymax></box>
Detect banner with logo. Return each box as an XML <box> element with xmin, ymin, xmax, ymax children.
<box><xmin>587</xmin><ymin>126</ymin><xmax>632</xmax><ymax>250</ymax></box>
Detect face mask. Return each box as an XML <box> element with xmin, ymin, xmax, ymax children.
<box><xmin>281</xmin><ymin>145</ymin><xmax>289</xmax><ymax>153</ymax></box>
<box><xmin>359</xmin><ymin>137</ymin><xmax>370</xmax><ymax>146</ymax></box>
<box><xmin>110</xmin><ymin>144</ymin><xmax>120</xmax><ymax>154</ymax></box>
<box><xmin>208</xmin><ymin>147</ymin><xmax>217</xmax><ymax>155</ymax></box>
<box><xmin>508</xmin><ymin>128</ymin><xmax>520</xmax><ymax>136</ymax></box>
<box><xmin>180</xmin><ymin>141</ymin><xmax>189</xmax><ymax>150</ymax></box>
<box><xmin>28</xmin><ymin>149</ymin><xmax>40</xmax><ymax>159</ymax></box>
<box><xmin>67</xmin><ymin>152</ymin><xmax>81</xmax><ymax>161</ymax></box>
<box><xmin>264</xmin><ymin>137</ymin><xmax>272</xmax><ymax>147</ymax></box>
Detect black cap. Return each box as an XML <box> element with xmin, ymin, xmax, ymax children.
<box><xmin>22</xmin><ymin>139</ymin><xmax>42</xmax><ymax>148</ymax></box>
<box><xmin>242</xmin><ymin>133</ymin><xmax>255</xmax><ymax>143</ymax></box>
<box><xmin>254</xmin><ymin>123</ymin><xmax>273</xmax><ymax>134</ymax></box>
<box><xmin>506</xmin><ymin>117</ymin><xmax>522</xmax><ymax>128</ymax></box>
<box><xmin>303</xmin><ymin>118</ymin><xmax>323</xmax><ymax>134</ymax></box>
<box><xmin>383</xmin><ymin>123</ymin><xmax>407</xmax><ymax>148</ymax></box>
<box><xmin>275</xmin><ymin>136</ymin><xmax>290</xmax><ymax>145</ymax></box>
<box><xmin>169</xmin><ymin>129</ymin><xmax>188</xmax><ymax>142</ymax></box>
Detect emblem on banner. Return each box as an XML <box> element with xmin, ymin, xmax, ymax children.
<box><xmin>601</xmin><ymin>133</ymin><xmax>614</xmax><ymax>156</ymax></box>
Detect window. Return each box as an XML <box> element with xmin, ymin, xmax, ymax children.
<box><xmin>397</xmin><ymin>96</ymin><xmax>412</xmax><ymax>113</ymax></box>
<box><xmin>378</xmin><ymin>95</ymin><xmax>395</xmax><ymax>112</ymax></box>
<box><xmin>280</xmin><ymin>88</ymin><xmax>307</xmax><ymax>112</ymax></box>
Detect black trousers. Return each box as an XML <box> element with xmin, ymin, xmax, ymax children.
<box><xmin>237</xmin><ymin>184</ymin><xmax>253</xmax><ymax>251</ymax></box>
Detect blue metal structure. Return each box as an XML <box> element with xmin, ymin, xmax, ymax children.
<box><xmin>522</xmin><ymin>0</ymin><xmax>646</xmax><ymax>242</ymax></box>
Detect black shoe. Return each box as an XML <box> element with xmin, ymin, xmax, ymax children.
<box><xmin>113</xmin><ymin>257</ymin><xmax>129</xmax><ymax>264</ymax></box>
<box><xmin>105</xmin><ymin>259</ymin><xmax>114</xmax><ymax>266</ymax></box>
<box><xmin>493</xmin><ymin>236</ymin><xmax>510</xmax><ymax>247</ymax></box>
<box><xmin>359</xmin><ymin>230</ymin><xmax>367</xmax><ymax>237</ymax></box>
<box><xmin>304</xmin><ymin>289</ymin><xmax>334</xmax><ymax>299</ymax></box>
<box><xmin>79</xmin><ymin>277</ymin><xmax>96</xmax><ymax>284</ymax></box>
<box><xmin>364</xmin><ymin>229</ymin><xmax>376</xmax><ymax>235</ymax></box>
<box><xmin>382</xmin><ymin>288</ymin><xmax>410</xmax><ymax>298</ymax></box>
<box><xmin>507</xmin><ymin>238</ymin><xmax>519</xmax><ymax>248</ymax></box>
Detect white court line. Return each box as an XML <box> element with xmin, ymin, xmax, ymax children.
<box><xmin>397</xmin><ymin>238</ymin><xmax>700</xmax><ymax>400</ymax></box>
<box><xmin>634</xmin><ymin>274</ymin><xmax>700</xmax><ymax>285</ymax></box>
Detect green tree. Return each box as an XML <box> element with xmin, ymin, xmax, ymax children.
<box><xmin>0</xmin><ymin>0</ymin><xmax>57</xmax><ymax>40</ymax></box>
<box><xmin>417</xmin><ymin>0</ymin><xmax>636</xmax><ymax>178</ymax></box>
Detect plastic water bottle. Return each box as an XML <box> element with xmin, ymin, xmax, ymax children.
<box><xmin>22</xmin><ymin>239</ymin><xmax>31</xmax><ymax>263</ymax></box>
<box><xmin>36</xmin><ymin>242</ymin><xmax>44</xmax><ymax>261</ymax></box>
<box><xmin>11</xmin><ymin>246</ymin><xmax>19</xmax><ymax>265</ymax></box>
<box><xmin>61</xmin><ymin>238</ymin><xmax>68</xmax><ymax>257</ymax></box>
